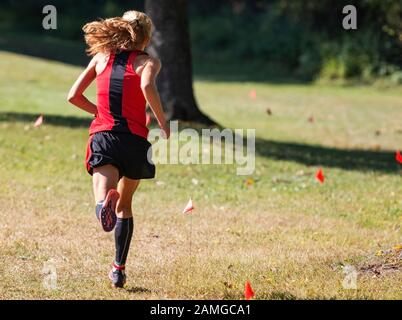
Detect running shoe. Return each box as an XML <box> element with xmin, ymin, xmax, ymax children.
<box><xmin>99</xmin><ymin>189</ymin><xmax>119</xmax><ymax>232</ymax></box>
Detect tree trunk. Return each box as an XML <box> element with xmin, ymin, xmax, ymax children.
<box><xmin>145</xmin><ymin>0</ymin><xmax>215</xmax><ymax>125</ymax></box>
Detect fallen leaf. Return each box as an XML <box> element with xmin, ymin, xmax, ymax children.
<box><xmin>244</xmin><ymin>178</ymin><xmax>255</xmax><ymax>186</ymax></box>
<box><xmin>393</xmin><ymin>244</ymin><xmax>402</xmax><ymax>252</ymax></box>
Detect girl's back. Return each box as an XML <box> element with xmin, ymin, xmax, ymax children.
<box><xmin>91</xmin><ymin>50</ymin><xmax>149</xmax><ymax>138</ymax></box>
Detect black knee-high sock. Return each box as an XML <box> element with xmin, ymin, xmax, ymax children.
<box><xmin>114</xmin><ymin>217</ymin><xmax>134</xmax><ymax>267</ymax></box>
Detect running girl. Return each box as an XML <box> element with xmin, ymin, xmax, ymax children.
<box><xmin>67</xmin><ymin>10</ymin><xmax>169</xmax><ymax>288</ymax></box>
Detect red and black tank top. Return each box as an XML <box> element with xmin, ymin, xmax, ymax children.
<box><xmin>89</xmin><ymin>50</ymin><xmax>149</xmax><ymax>138</ymax></box>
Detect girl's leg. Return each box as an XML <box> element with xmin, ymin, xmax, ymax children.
<box><xmin>92</xmin><ymin>164</ymin><xmax>119</xmax><ymax>203</ymax></box>
<box><xmin>110</xmin><ymin>177</ymin><xmax>140</xmax><ymax>287</ymax></box>
<box><xmin>113</xmin><ymin>177</ymin><xmax>140</xmax><ymax>267</ymax></box>
<box><xmin>116</xmin><ymin>177</ymin><xmax>140</xmax><ymax>218</ymax></box>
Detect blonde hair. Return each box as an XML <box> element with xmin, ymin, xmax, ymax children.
<box><xmin>83</xmin><ymin>10</ymin><xmax>153</xmax><ymax>56</ymax></box>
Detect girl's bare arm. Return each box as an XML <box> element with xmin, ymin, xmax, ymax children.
<box><xmin>67</xmin><ymin>56</ymin><xmax>98</xmax><ymax>115</ymax></box>
<box><xmin>140</xmin><ymin>57</ymin><xmax>170</xmax><ymax>138</ymax></box>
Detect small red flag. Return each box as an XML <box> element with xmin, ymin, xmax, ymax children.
<box><xmin>182</xmin><ymin>198</ymin><xmax>194</xmax><ymax>214</ymax></box>
<box><xmin>316</xmin><ymin>168</ymin><xmax>325</xmax><ymax>183</ymax></box>
<box><xmin>34</xmin><ymin>115</ymin><xmax>43</xmax><ymax>128</ymax></box>
<box><xmin>145</xmin><ymin>113</ymin><xmax>151</xmax><ymax>126</ymax></box>
<box><xmin>244</xmin><ymin>281</ymin><xmax>254</xmax><ymax>300</ymax></box>
<box><xmin>249</xmin><ymin>89</ymin><xmax>257</xmax><ymax>100</ymax></box>
<box><xmin>396</xmin><ymin>151</ymin><xmax>402</xmax><ymax>164</ymax></box>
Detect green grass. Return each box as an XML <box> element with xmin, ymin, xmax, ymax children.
<box><xmin>0</xmin><ymin>51</ymin><xmax>401</xmax><ymax>299</ymax></box>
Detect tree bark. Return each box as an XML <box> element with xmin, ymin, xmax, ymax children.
<box><xmin>145</xmin><ymin>0</ymin><xmax>215</xmax><ymax>125</ymax></box>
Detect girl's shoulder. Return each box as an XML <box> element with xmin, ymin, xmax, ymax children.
<box><xmin>132</xmin><ymin>52</ymin><xmax>161</xmax><ymax>76</ymax></box>
<box><xmin>134</xmin><ymin>51</ymin><xmax>160</xmax><ymax>66</ymax></box>
<box><xmin>94</xmin><ymin>52</ymin><xmax>110</xmax><ymax>63</ymax></box>
<box><xmin>92</xmin><ymin>52</ymin><xmax>111</xmax><ymax>76</ymax></box>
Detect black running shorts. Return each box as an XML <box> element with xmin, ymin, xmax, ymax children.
<box><xmin>85</xmin><ymin>131</ymin><xmax>155</xmax><ymax>180</ymax></box>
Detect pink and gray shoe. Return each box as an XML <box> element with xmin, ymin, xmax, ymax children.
<box><xmin>109</xmin><ymin>263</ymin><xmax>126</xmax><ymax>288</ymax></box>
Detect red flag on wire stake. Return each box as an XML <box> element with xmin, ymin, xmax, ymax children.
<box><xmin>396</xmin><ymin>151</ymin><xmax>402</xmax><ymax>164</ymax></box>
<box><xmin>316</xmin><ymin>168</ymin><xmax>325</xmax><ymax>183</ymax></box>
<box><xmin>34</xmin><ymin>115</ymin><xmax>43</xmax><ymax>128</ymax></box>
<box><xmin>249</xmin><ymin>89</ymin><xmax>257</xmax><ymax>100</ymax></box>
<box><xmin>183</xmin><ymin>198</ymin><xmax>194</xmax><ymax>214</ymax></box>
<box><xmin>244</xmin><ymin>281</ymin><xmax>255</xmax><ymax>300</ymax></box>
<box><xmin>184</xmin><ymin>198</ymin><xmax>195</xmax><ymax>287</ymax></box>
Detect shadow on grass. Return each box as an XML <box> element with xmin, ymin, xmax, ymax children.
<box><xmin>255</xmin><ymin>138</ymin><xmax>398</xmax><ymax>174</ymax></box>
<box><xmin>0</xmin><ymin>112</ymin><xmax>398</xmax><ymax>174</ymax></box>
<box><xmin>0</xmin><ymin>111</ymin><xmax>92</xmax><ymax>128</ymax></box>
<box><xmin>0</xmin><ymin>34</ymin><xmax>89</xmax><ymax>66</ymax></box>
<box><xmin>268</xmin><ymin>291</ymin><xmax>298</xmax><ymax>300</ymax></box>
<box><xmin>126</xmin><ymin>286</ymin><xmax>152</xmax><ymax>294</ymax></box>
<box><xmin>0</xmin><ymin>33</ymin><xmax>307</xmax><ymax>84</ymax></box>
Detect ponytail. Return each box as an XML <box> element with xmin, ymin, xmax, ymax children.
<box><xmin>83</xmin><ymin>11</ymin><xmax>152</xmax><ymax>56</ymax></box>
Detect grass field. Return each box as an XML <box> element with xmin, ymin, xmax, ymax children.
<box><xmin>0</xmin><ymin>51</ymin><xmax>401</xmax><ymax>300</ymax></box>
